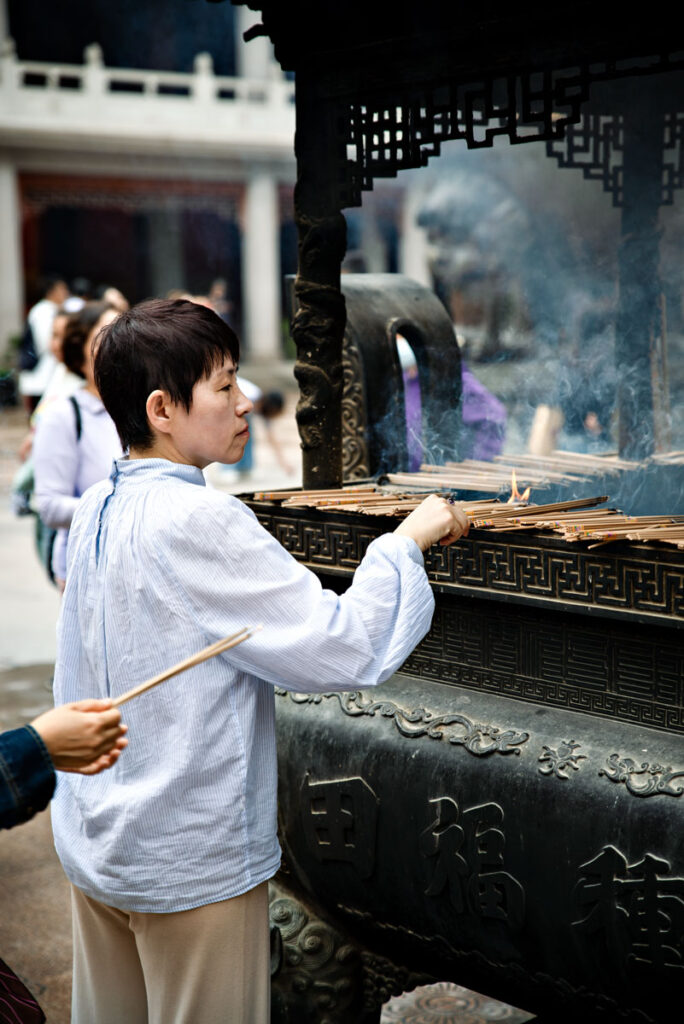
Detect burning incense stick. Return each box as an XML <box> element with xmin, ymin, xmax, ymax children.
<box><xmin>468</xmin><ymin>495</ymin><xmax>608</xmax><ymax>528</ymax></box>
<box><xmin>112</xmin><ymin>625</ymin><xmax>262</xmax><ymax>706</ymax></box>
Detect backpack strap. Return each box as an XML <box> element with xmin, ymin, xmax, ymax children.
<box><xmin>69</xmin><ymin>394</ymin><xmax>82</xmax><ymax>441</ymax></box>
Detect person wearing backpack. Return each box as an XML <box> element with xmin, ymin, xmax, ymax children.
<box><xmin>10</xmin><ymin>307</ymin><xmax>86</xmax><ymax>576</ymax></box>
<box><xmin>33</xmin><ymin>301</ymin><xmax>123</xmax><ymax>590</ymax></box>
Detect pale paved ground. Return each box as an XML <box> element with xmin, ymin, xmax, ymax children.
<box><xmin>0</xmin><ymin>388</ymin><xmax>531</xmax><ymax>1023</ymax></box>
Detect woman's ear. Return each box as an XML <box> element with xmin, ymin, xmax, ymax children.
<box><xmin>145</xmin><ymin>390</ymin><xmax>174</xmax><ymax>435</ymax></box>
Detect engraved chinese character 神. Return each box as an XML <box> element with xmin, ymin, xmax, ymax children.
<box><xmin>420</xmin><ymin>796</ymin><xmax>525</xmax><ymax>929</ymax></box>
<box><xmin>300</xmin><ymin>774</ymin><xmax>379</xmax><ymax>878</ymax></box>
<box><xmin>573</xmin><ymin>845</ymin><xmax>684</xmax><ymax>971</ymax></box>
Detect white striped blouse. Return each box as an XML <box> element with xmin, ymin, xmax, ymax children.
<box><xmin>51</xmin><ymin>458</ymin><xmax>434</xmax><ymax>913</ymax></box>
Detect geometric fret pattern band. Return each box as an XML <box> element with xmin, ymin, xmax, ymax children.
<box><xmin>250</xmin><ymin>505</ymin><xmax>684</xmax><ymax>621</ymax></box>
<box><xmin>403</xmin><ymin>598</ymin><xmax>684</xmax><ymax>735</ymax></box>
<box><xmin>249</xmin><ymin>504</ymin><xmax>684</xmax><ymax>734</ymax></box>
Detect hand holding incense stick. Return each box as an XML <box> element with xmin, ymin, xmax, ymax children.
<box><xmin>112</xmin><ymin>625</ymin><xmax>262</xmax><ymax>707</ymax></box>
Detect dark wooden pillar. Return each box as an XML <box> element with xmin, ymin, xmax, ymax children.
<box><xmin>615</xmin><ymin>99</ymin><xmax>665</xmax><ymax>459</ymax></box>
<box><xmin>292</xmin><ymin>73</ymin><xmax>347</xmax><ymax>489</ymax></box>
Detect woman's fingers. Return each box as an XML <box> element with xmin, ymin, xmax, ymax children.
<box><xmin>31</xmin><ymin>703</ymin><xmax>128</xmax><ymax>772</ymax></box>
<box><xmin>439</xmin><ymin>503</ymin><xmax>470</xmax><ymax>545</ymax></box>
<box><xmin>395</xmin><ymin>494</ymin><xmax>470</xmax><ymax>551</ymax></box>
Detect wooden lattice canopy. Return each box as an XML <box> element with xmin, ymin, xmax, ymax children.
<box><xmin>222</xmin><ymin>0</ymin><xmax>684</xmax><ymax>484</ymax></box>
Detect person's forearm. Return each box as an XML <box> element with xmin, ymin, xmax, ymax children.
<box><xmin>35</xmin><ymin>490</ymin><xmax>79</xmax><ymax>529</ymax></box>
<box><xmin>0</xmin><ymin>726</ymin><xmax>55</xmax><ymax>830</ymax></box>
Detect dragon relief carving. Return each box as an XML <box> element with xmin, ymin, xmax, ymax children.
<box><xmin>275</xmin><ymin>689</ymin><xmax>529</xmax><ymax>756</ymax></box>
<box><xmin>599</xmin><ymin>753</ymin><xmax>684</xmax><ymax>797</ymax></box>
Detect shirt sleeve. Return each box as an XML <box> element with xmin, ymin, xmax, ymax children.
<box><xmin>33</xmin><ymin>399</ymin><xmax>81</xmax><ymax>529</ymax></box>
<box><xmin>166</xmin><ymin>496</ymin><xmax>435</xmax><ymax>692</ymax></box>
<box><xmin>0</xmin><ymin>726</ymin><xmax>56</xmax><ymax>830</ymax></box>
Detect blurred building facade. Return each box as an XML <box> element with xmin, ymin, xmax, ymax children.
<box><xmin>0</xmin><ymin>0</ymin><xmax>430</xmax><ymax>363</ymax></box>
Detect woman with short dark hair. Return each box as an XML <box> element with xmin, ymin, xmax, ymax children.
<box><xmin>52</xmin><ymin>297</ymin><xmax>470</xmax><ymax>1023</ymax></box>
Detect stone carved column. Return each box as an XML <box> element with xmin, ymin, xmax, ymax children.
<box><xmin>243</xmin><ymin>170</ymin><xmax>281</xmax><ymax>362</ymax></box>
<box><xmin>399</xmin><ymin>181</ymin><xmax>432</xmax><ymax>289</ymax></box>
<box><xmin>0</xmin><ymin>159</ymin><xmax>24</xmax><ymax>359</ymax></box>
<box><xmin>292</xmin><ymin>74</ymin><xmax>346</xmax><ymax>489</ymax></box>
<box><xmin>147</xmin><ymin>206</ymin><xmax>184</xmax><ymax>300</ymax></box>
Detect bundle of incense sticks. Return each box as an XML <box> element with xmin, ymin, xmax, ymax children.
<box><xmin>466</xmin><ymin>495</ymin><xmax>609</xmax><ymax>529</ymax></box>
<box><xmin>254</xmin><ymin>486</ymin><xmax>608</xmax><ymax>525</ymax></box>
<box><xmin>253</xmin><ymin>484</ymin><xmax>522</xmax><ymax>517</ymax></box>
<box><xmin>284</xmin><ymin>490</ymin><xmax>515</xmax><ymax>516</ymax></box>
<box><xmin>471</xmin><ymin>505</ymin><xmax>684</xmax><ymax>549</ymax></box>
<box><xmin>386</xmin><ymin>469</ymin><xmax>521</xmax><ymax>493</ymax></box>
<box><xmin>253</xmin><ymin>484</ymin><xmax>379</xmax><ymax>503</ymax></box>
<box><xmin>358</xmin><ymin>498</ymin><xmax>513</xmax><ymax>517</ymax></box>
<box><xmin>493</xmin><ymin>450</ymin><xmax>643</xmax><ymax>477</ymax></box>
<box><xmin>389</xmin><ymin>450</ymin><xmax>642</xmax><ymax>494</ymax></box>
<box><xmin>250</xmin><ymin>485</ymin><xmax>684</xmax><ymax>549</ymax></box>
<box><xmin>560</xmin><ymin>518</ymin><xmax>684</xmax><ymax>546</ymax></box>
<box><xmin>452</xmin><ymin>457</ymin><xmax>586</xmax><ymax>484</ymax></box>
<box><xmin>283</xmin><ymin>488</ymin><xmax>410</xmax><ymax>509</ymax></box>
<box><xmin>650</xmin><ymin>450</ymin><xmax>684</xmax><ymax>465</ymax></box>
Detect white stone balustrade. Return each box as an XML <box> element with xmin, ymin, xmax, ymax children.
<box><xmin>0</xmin><ymin>39</ymin><xmax>296</xmax><ymax>157</ymax></box>
<box><xmin>0</xmin><ymin>37</ymin><xmax>297</xmax><ymax>360</ymax></box>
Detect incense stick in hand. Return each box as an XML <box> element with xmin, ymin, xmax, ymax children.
<box><xmin>112</xmin><ymin>625</ymin><xmax>262</xmax><ymax>707</ymax></box>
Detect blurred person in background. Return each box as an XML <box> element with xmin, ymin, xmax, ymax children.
<box><xmin>94</xmin><ymin>283</ymin><xmax>130</xmax><ymax>312</ymax></box>
<box><xmin>15</xmin><ymin>307</ymin><xmax>83</xmax><ymax>465</ymax></box>
<box><xmin>64</xmin><ymin>276</ymin><xmax>92</xmax><ymax>313</ymax></box>
<box><xmin>33</xmin><ymin>302</ymin><xmax>123</xmax><ymax>591</ymax></box>
<box><xmin>37</xmin><ymin>307</ymin><xmax>86</xmax><ymax>407</ymax></box>
<box><xmin>558</xmin><ymin>303</ymin><xmax>617</xmax><ymax>452</ymax></box>
<box><xmin>396</xmin><ymin>335</ymin><xmax>423</xmax><ymax>472</ymax></box>
<box><xmin>396</xmin><ymin>334</ymin><xmax>506</xmax><ymax>470</ymax></box>
<box><xmin>460</xmin><ymin>362</ymin><xmax>507</xmax><ymax>461</ymax></box>
<box><xmin>207</xmin><ymin>277</ymin><xmax>233</xmax><ymax>323</ymax></box>
<box><xmin>17</xmin><ymin>275</ymin><xmax>70</xmax><ymax>415</ymax></box>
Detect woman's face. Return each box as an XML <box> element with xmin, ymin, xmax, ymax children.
<box><xmin>82</xmin><ymin>309</ymin><xmax>118</xmax><ymax>391</ymax></box>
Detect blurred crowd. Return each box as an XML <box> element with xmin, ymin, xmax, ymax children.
<box><xmin>11</xmin><ymin>274</ymin><xmax>291</xmax><ymax>591</ymax></box>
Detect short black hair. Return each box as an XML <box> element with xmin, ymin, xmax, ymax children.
<box><xmin>61</xmin><ymin>301</ymin><xmax>114</xmax><ymax>378</ymax></box>
<box><xmin>94</xmin><ymin>298</ymin><xmax>240</xmax><ymax>450</ymax></box>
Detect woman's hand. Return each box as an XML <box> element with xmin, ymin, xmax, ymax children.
<box><xmin>394</xmin><ymin>493</ymin><xmax>470</xmax><ymax>552</ymax></box>
<box><xmin>31</xmin><ymin>700</ymin><xmax>128</xmax><ymax>775</ymax></box>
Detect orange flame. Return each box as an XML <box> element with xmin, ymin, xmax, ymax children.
<box><xmin>507</xmin><ymin>469</ymin><xmax>531</xmax><ymax>504</ymax></box>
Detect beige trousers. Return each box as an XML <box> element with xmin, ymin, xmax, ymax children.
<box><xmin>70</xmin><ymin>882</ymin><xmax>270</xmax><ymax>1024</ymax></box>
